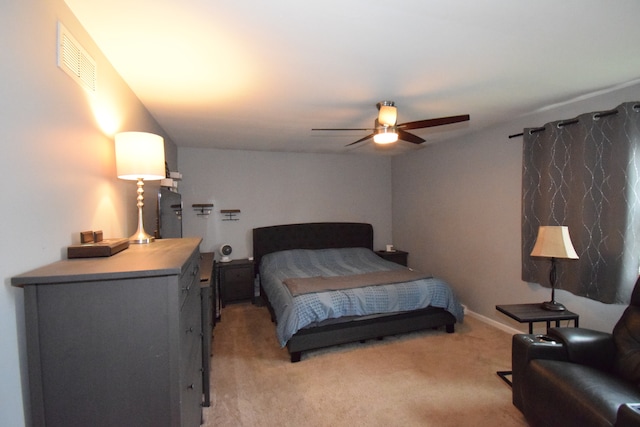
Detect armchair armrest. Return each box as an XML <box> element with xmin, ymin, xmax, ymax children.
<box><xmin>616</xmin><ymin>403</ymin><xmax>640</xmax><ymax>427</ymax></box>
<box><xmin>548</xmin><ymin>327</ymin><xmax>615</xmax><ymax>371</ymax></box>
<box><xmin>512</xmin><ymin>334</ymin><xmax>567</xmax><ymax>364</ymax></box>
<box><xmin>512</xmin><ymin>334</ymin><xmax>568</xmax><ymax>410</ymax></box>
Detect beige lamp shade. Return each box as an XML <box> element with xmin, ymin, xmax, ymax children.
<box><xmin>115</xmin><ymin>132</ymin><xmax>166</xmax><ymax>181</ymax></box>
<box><xmin>378</xmin><ymin>104</ymin><xmax>397</xmax><ymax>127</ymax></box>
<box><xmin>530</xmin><ymin>226</ymin><xmax>579</xmax><ymax>259</ymax></box>
<box><xmin>373</xmin><ymin>126</ymin><xmax>398</xmax><ymax>144</ymax></box>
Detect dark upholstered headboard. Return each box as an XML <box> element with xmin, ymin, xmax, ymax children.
<box><xmin>252</xmin><ymin>222</ymin><xmax>373</xmax><ymax>275</ymax></box>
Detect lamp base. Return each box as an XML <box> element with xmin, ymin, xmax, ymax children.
<box><xmin>129</xmin><ymin>230</ymin><xmax>155</xmax><ymax>244</ymax></box>
<box><xmin>128</xmin><ymin>177</ymin><xmax>155</xmax><ymax>244</ymax></box>
<box><xmin>541</xmin><ymin>301</ymin><xmax>566</xmax><ymax>311</ymax></box>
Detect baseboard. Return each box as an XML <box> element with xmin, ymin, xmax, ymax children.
<box><xmin>464</xmin><ymin>307</ymin><xmax>522</xmax><ymax>335</ymax></box>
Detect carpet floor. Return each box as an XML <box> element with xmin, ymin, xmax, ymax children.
<box><xmin>203</xmin><ymin>303</ymin><xmax>528</xmax><ymax>427</ymax></box>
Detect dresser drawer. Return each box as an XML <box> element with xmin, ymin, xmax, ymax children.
<box><xmin>179</xmin><ymin>272</ymin><xmax>202</xmax><ymax>422</ymax></box>
<box><xmin>222</xmin><ymin>265</ymin><xmax>253</xmax><ymax>284</ymax></box>
<box><xmin>180</xmin><ymin>294</ymin><xmax>201</xmax><ymax>348</ymax></box>
<box><xmin>180</xmin><ymin>283</ymin><xmax>201</xmax><ymax>365</ymax></box>
<box><xmin>180</xmin><ymin>351</ymin><xmax>203</xmax><ymax>427</ymax></box>
<box><xmin>180</xmin><ymin>329</ymin><xmax>201</xmax><ymax>399</ymax></box>
<box><xmin>180</xmin><ymin>282</ymin><xmax>202</xmax><ymax>426</ymax></box>
<box><xmin>179</xmin><ymin>254</ymin><xmax>200</xmax><ymax>308</ymax></box>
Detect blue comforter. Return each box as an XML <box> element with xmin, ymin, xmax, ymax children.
<box><xmin>259</xmin><ymin>247</ymin><xmax>464</xmax><ymax>346</ymax></box>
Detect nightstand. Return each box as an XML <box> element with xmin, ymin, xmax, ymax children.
<box><xmin>375</xmin><ymin>250</ymin><xmax>408</xmax><ymax>266</ymax></box>
<box><xmin>216</xmin><ymin>258</ymin><xmax>255</xmax><ymax>307</ymax></box>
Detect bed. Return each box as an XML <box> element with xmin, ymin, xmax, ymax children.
<box><xmin>253</xmin><ymin>222</ymin><xmax>464</xmax><ymax>362</ymax></box>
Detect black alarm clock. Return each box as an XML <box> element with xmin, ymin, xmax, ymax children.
<box><xmin>219</xmin><ymin>244</ymin><xmax>232</xmax><ymax>262</ymax></box>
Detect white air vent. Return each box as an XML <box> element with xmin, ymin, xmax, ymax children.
<box><xmin>57</xmin><ymin>22</ymin><xmax>96</xmax><ymax>93</ymax></box>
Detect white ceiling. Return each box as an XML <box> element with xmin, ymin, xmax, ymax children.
<box><xmin>65</xmin><ymin>0</ymin><xmax>640</xmax><ymax>155</ymax></box>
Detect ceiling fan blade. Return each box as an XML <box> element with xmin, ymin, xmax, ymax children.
<box><xmin>398</xmin><ymin>114</ymin><xmax>470</xmax><ymax>130</ymax></box>
<box><xmin>345</xmin><ymin>133</ymin><xmax>375</xmax><ymax>147</ymax></box>
<box><xmin>397</xmin><ymin>129</ymin><xmax>426</xmax><ymax>145</ymax></box>
<box><xmin>312</xmin><ymin>128</ymin><xmax>372</xmax><ymax>131</ymax></box>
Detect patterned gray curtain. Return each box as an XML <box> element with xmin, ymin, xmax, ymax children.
<box><xmin>522</xmin><ymin>101</ymin><xmax>640</xmax><ymax>304</ymax></box>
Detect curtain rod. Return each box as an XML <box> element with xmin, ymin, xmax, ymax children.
<box><xmin>508</xmin><ymin>108</ymin><xmax>620</xmax><ymax>139</ymax></box>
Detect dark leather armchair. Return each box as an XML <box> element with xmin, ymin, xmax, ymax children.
<box><xmin>512</xmin><ymin>277</ymin><xmax>640</xmax><ymax>427</ymax></box>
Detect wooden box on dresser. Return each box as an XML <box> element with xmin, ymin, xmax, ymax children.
<box><xmin>12</xmin><ymin>238</ymin><xmax>204</xmax><ymax>427</ymax></box>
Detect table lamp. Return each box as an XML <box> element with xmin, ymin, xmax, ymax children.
<box><xmin>115</xmin><ymin>131</ymin><xmax>166</xmax><ymax>243</ymax></box>
<box><xmin>530</xmin><ymin>225</ymin><xmax>579</xmax><ymax>311</ymax></box>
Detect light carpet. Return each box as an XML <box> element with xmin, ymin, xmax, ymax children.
<box><xmin>203</xmin><ymin>303</ymin><xmax>528</xmax><ymax>427</ymax></box>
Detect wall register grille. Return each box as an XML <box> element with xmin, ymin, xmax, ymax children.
<box><xmin>57</xmin><ymin>22</ymin><xmax>97</xmax><ymax>93</ymax></box>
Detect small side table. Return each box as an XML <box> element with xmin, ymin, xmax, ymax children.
<box><xmin>375</xmin><ymin>250</ymin><xmax>408</xmax><ymax>266</ymax></box>
<box><xmin>496</xmin><ymin>303</ymin><xmax>579</xmax><ymax>334</ymax></box>
<box><xmin>495</xmin><ymin>303</ymin><xmax>579</xmax><ymax>386</ymax></box>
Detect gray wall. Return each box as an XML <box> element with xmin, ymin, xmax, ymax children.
<box><xmin>392</xmin><ymin>83</ymin><xmax>640</xmax><ymax>334</ymax></box>
<box><xmin>178</xmin><ymin>148</ymin><xmax>393</xmax><ymax>257</ymax></box>
<box><xmin>1</xmin><ymin>1</ymin><xmax>175</xmax><ymax>424</ymax></box>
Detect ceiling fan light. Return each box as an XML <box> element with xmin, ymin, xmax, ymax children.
<box><xmin>378</xmin><ymin>104</ymin><xmax>397</xmax><ymax>126</ymax></box>
<box><xmin>373</xmin><ymin>127</ymin><xmax>398</xmax><ymax>144</ymax></box>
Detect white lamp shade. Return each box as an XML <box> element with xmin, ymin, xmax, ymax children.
<box><xmin>115</xmin><ymin>132</ymin><xmax>166</xmax><ymax>181</ymax></box>
<box><xmin>530</xmin><ymin>226</ymin><xmax>579</xmax><ymax>259</ymax></box>
<box><xmin>378</xmin><ymin>105</ymin><xmax>397</xmax><ymax>126</ymax></box>
<box><xmin>373</xmin><ymin>127</ymin><xmax>398</xmax><ymax>144</ymax></box>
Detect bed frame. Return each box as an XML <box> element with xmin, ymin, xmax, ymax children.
<box><xmin>252</xmin><ymin>222</ymin><xmax>457</xmax><ymax>362</ymax></box>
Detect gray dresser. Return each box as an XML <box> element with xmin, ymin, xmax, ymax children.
<box><xmin>12</xmin><ymin>238</ymin><xmax>203</xmax><ymax>427</ymax></box>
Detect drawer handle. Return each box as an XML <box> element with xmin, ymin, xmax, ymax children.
<box><xmin>187</xmin><ymin>383</ymin><xmax>195</xmax><ymax>390</ymax></box>
<box><xmin>186</xmin><ymin>326</ymin><xmax>194</xmax><ymax>334</ymax></box>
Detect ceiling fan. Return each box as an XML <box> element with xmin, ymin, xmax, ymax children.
<box><xmin>312</xmin><ymin>101</ymin><xmax>470</xmax><ymax>147</ymax></box>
